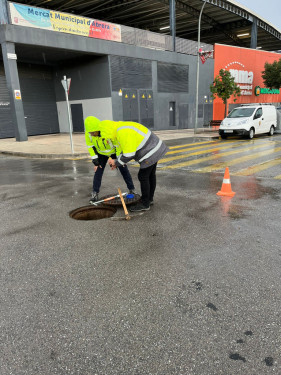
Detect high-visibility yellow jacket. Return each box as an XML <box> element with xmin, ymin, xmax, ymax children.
<box><xmin>99</xmin><ymin>120</ymin><xmax>168</xmax><ymax>168</ymax></box>
<box><xmin>85</xmin><ymin>131</ymin><xmax>120</xmax><ymax>161</ymax></box>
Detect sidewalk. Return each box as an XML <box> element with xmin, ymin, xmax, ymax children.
<box><xmin>0</xmin><ymin>128</ymin><xmax>219</xmax><ymax>159</ymax></box>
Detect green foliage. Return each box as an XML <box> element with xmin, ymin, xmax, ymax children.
<box><xmin>262</xmin><ymin>59</ymin><xmax>281</xmax><ymax>89</ymax></box>
<box><xmin>210</xmin><ymin>69</ymin><xmax>241</xmax><ymax>105</ymax></box>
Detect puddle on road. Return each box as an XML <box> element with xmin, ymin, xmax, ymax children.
<box><xmin>219</xmin><ymin>197</ymin><xmax>249</xmax><ymax>219</ymax></box>
<box><xmin>238</xmin><ymin>177</ymin><xmax>280</xmax><ymax>201</ymax></box>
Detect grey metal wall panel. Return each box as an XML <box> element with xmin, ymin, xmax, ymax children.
<box><xmin>18</xmin><ymin>64</ymin><xmax>59</xmax><ymax>136</ymax></box>
<box><xmin>169</xmin><ymin>102</ymin><xmax>176</xmax><ymax>127</ymax></box>
<box><xmin>122</xmin><ymin>89</ymin><xmax>138</xmax><ymax>122</ymax></box>
<box><xmin>157</xmin><ymin>62</ymin><xmax>189</xmax><ymax>93</ymax></box>
<box><xmin>179</xmin><ymin>104</ymin><xmax>189</xmax><ymax>129</ymax></box>
<box><xmin>139</xmin><ymin>89</ymin><xmax>154</xmax><ymax>128</ymax></box>
<box><xmin>110</xmin><ymin>56</ymin><xmax>152</xmax><ymax>92</ymax></box>
<box><xmin>0</xmin><ymin>63</ymin><xmax>14</xmax><ymax>138</ymax></box>
<box><xmin>203</xmin><ymin>103</ymin><xmax>213</xmax><ymax>125</ymax></box>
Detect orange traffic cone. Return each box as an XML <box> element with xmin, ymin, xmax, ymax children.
<box><xmin>217</xmin><ymin>167</ymin><xmax>236</xmax><ymax>197</ymax></box>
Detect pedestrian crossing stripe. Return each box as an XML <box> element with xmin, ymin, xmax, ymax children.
<box><xmin>192</xmin><ymin>147</ymin><xmax>281</xmax><ymax>173</ymax></box>
<box><xmin>159</xmin><ymin>139</ymin><xmax>275</xmax><ymax>165</ymax></box>
<box><xmin>168</xmin><ymin>139</ymin><xmax>249</xmax><ymax>150</ymax></box>
<box><xmin>169</xmin><ymin>140</ymin><xmax>216</xmax><ymax>150</ymax></box>
<box><xmin>159</xmin><ymin>143</ymin><xmax>281</xmax><ymax>170</ymax></box>
<box><xmin>233</xmin><ymin>157</ymin><xmax>281</xmax><ymax>176</ymax></box>
<box><xmin>166</xmin><ymin>139</ymin><xmax>249</xmax><ymax>156</ymax></box>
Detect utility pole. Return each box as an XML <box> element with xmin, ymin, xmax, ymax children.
<box><xmin>61</xmin><ymin>76</ymin><xmax>74</xmax><ymax>154</ymax></box>
<box><xmin>194</xmin><ymin>0</ymin><xmax>207</xmax><ymax>134</ymax></box>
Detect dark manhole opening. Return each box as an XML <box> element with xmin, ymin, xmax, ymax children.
<box><xmin>69</xmin><ymin>205</ymin><xmax>117</xmax><ymax>221</ymax></box>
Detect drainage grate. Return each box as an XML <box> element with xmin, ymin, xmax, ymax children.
<box><xmin>69</xmin><ymin>205</ymin><xmax>117</xmax><ymax>220</ymax></box>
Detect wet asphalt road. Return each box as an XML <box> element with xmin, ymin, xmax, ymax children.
<box><xmin>0</xmin><ymin>136</ymin><xmax>280</xmax><ymax>375</ymax></box>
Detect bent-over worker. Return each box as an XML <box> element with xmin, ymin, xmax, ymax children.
<box><xmin>99</xmin><ymin>120</ymin><xmax>168</xmax><ymax>212</ymax></box>
<box><xmin>84</xmin><ymin>116</ymin><xmax>135</xmax><ymax>204</ymax></box>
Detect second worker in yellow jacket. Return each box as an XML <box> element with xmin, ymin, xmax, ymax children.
<box><xmin>85</xmin><ymin>116</ymin><xmax>135</xmax><ymax>204</ymax></box>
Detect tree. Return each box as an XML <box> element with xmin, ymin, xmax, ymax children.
<box><xmin>210</xmin><ymin>69</ymin><xmax>241</xmax><ymax>117</ymax></box>
<box><xmin>262</xmin><ymin>59</ymin><xmax>281</xmax><ymax>89</ymax></box>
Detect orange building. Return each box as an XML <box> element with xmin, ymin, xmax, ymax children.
<box><xmin>213</xmin><ymin>44</ymin><xmax>281</xmax><ymax>120</ymax></box>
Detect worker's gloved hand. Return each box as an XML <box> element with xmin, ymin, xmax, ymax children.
<box><xmin>92</xmin><ymin>159</ymin><xmax>102</xmax><ymax>172</ymax></box>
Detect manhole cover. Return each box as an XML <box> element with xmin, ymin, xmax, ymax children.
<box><xmin>69</xmin><ymin>205</ymin><xmax>116</xmax><ymax>220</ymax></box>
<box><xmin>99</xmin><ymin>193</ymin><xmax>141</xmax><ymax>207</ymax></box>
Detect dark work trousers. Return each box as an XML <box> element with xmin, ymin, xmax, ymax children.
<box><xmin>93</xmin><ymin>153</ymin><xmax>135</xmax><ymax>193</ymax></box>
<box><xmin>138</xmin><ymin>162</ymin><xmax>157</xmax><ymax>207</ymax></box>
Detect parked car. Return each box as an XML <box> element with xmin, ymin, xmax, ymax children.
<box><xmin>219</xmin><ymin>104</ymin><xmax>277</xmax><ymax>139</ymax></box>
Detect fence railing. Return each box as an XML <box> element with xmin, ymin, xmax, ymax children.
<box><xmin>121</xmin><ymin>25</ymin><xmax>213</xmax><ymax>57</ymax></box>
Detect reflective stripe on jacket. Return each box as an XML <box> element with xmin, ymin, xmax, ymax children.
<box><xmin>114</xmin><ymin>122</ymin><xmax>168</xmax><ymax>168</ymax></box>
<box><xmin>85</xmin><ymin>132</ymin><xmax>120</xmax><ymax>159</ymax></box>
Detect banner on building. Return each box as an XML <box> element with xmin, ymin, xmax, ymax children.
<box><xmin>9</xmin><ymin>2</ymin><xmax>121</xmax><ymax>42</ymax></box>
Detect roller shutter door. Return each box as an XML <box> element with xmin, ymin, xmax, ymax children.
<box><xmin>0</xmin><ymin>64</ymin><xmax>14</xmax><ymax>139</ymax></box>
<box><xmin>18</xmin><ymin>63</ymin><xmax>59</xmax><ymax>136</ymax></box>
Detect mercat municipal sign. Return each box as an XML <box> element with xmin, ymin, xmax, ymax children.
<box><xmin>255</xmin><ymin>86</ymin><xmax>280</xmax><ymax>96</ymax></box>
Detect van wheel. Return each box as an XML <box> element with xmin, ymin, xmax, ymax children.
<box><xmin>268</xmin><ymin>125</ymin><xmax>274</xmax><ymax>136</ymax></box>
<box><xmin>249</xmin><ymin>128</ymin><xmax>255</xmax><ymax>139</ymax></box>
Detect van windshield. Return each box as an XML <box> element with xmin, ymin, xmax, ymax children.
<box><xmin>227</xmin><ymin>108</ymin><xmax>255</xmax><ymax>118</ymax></box>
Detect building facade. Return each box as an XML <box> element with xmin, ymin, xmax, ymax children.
<box><xmin>0</xmin><ymin>2</ymin><xmax>214</xmax><ymax>140</ymax></box>
<box><xmin>213</xmin><ymin>44</ymin><xmax>281</xmax><ymax>119</ymax></box>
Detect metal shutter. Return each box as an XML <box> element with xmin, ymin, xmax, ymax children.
<box><xmin>18</xmin><ymin>64</ymin><xmax>59</xmax><ymax>136</ymax></box>
<box><xmin>157</xmin><ymin>62</ymin><xmax>189</xmax><ymax>93</ymax></box>
<box><xmin>0</xmin><ymin>64</ymin><xmax>14</xmax><ymax>138</ymax></box>
<box><xmin>110</xmin><ymin>56</ymin><xmax>152</xmax><ymax>92</ymax></box>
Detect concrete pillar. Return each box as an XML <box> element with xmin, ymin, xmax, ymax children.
<box><xmin>1</xmin><ymin>42</ymin><xmax>28</xmax><ymax>141</ymax></box>
<box><xmin>169</xmin><ymin>0</ymin><xmax>176</xmax><ymax>52</ymax></box>
<box><xmin>251</xmin><ymin>17</ymin><xmax>258</xmax><ymax>49</ymax></box>
<box><xmin>0</xmin><ymin>0</ymin><xmax>9</xmax><ymax>24</ymax></box>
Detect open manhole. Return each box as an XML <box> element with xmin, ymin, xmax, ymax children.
<box><xmin>99</xmin><ymin>193</ymin><xmax>141</xmax><ymax>207</ymax></box>
<box><xmin>69</xmin><ymin>205</ymin><xmax>116</xmax><ymax>220</ymax></box>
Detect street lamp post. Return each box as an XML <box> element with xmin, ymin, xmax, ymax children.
<box><xmin>194</xmin><ymin>0</ymin><xmax>207</xmax><ymax>135</ymax></box>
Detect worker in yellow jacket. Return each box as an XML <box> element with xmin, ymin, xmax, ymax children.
<box><xmin>85</xmin><ymin>116</ymin><xmax>135</xmax><ymax>204</ymax></box>
<box><xmin>99</xmin><ymin>120</ymin><xmax>168</xmax><ymax>212</ymax></box>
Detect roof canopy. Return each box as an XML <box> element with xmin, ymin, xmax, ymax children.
<box><xmin>8</xmin><ymin>0</ymin><xmax>281</xmax><ymax>52</ymax></box>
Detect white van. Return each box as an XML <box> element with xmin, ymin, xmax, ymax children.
<box><xmin>219</xmin><ymin>104</ymin><xmax>277</xmax><ymax>139</ymax></box>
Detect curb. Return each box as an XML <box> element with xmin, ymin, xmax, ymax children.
<box><xmin>0</xmin><ymin>151</ymin><xmax>89</xmax><ymax>159</ymax></box>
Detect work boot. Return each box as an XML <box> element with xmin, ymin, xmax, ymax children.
<box><xmin>89</xmin><ymin>192</ymin><xmax>99</xmax><ymax>204</ymax></box>
<box><xmin>130</xmin><ymin>203</ymin><xmax>150</xmax><ymax>212</ymax></box>
<box><xmin>129</xmin><ymin>189</ymin><xmax>136</xmax><ymax>194</ymax></box>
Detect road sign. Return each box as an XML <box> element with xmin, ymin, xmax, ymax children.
<box><xmin>61</xmin><ymin>76</ymin><xmax>71</xmax><ymax>94</ymax></box>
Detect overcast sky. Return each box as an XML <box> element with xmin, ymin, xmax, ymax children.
<box><xmin>235</xmin><ymin>0</ymin><xmax>281</xmax><ymax>31</ymax></box>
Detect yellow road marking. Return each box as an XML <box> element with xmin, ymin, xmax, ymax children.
<box><xmin>159</xmin><ymin>145</ymin><xmax>281</xmax><ymax>170</ymax></box>
<box><xmin>159</xmin><ymin>140</ymin><xmax>275</xmax><ymax>166</ymax></box>
<box><xmin>166</xmin><ymin>139</ymin><xmax>246</xmax><ymax>155</ymax></box>
<box><xmin>169</xmin><ymin>140</ymin><xmax>216</xmax><ymax>149</ymax></box>
<box><xmin>233</xmin><ymin>157</ymin><xmax>281</xmax><ymax>176</ymax></box>
<box><xmin>274</xmin><ymin>174</ymin><xmax>281</xmax><ymax>179</ymax></box>
<box><xmin>193</xmin><ymin>147</ymin><xmax>281</xmax><ymax>173</ymax></box>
